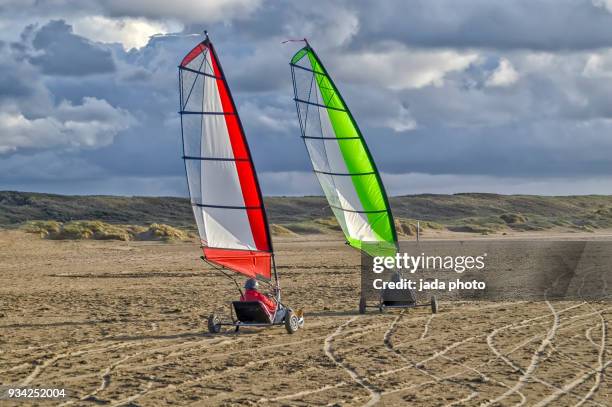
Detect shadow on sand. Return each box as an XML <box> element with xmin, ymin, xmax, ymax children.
<box><xmin>106</xmin><ymin>329</ymin><xmax>258</xmax><ymax>342</ymax></box>
<box><xmin>305</xmin><ymin>309</ymin><xmax>364</xmax><ymax>317</ymax></box>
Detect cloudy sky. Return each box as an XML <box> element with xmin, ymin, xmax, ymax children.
<box><xmin>2</xmin><ymin>0</ymin><xmax>612</xmax><ymax>197</ymax></box>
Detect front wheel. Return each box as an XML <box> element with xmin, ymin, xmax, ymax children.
<box><xmin>359</xmin><ymin>296</ymin><xmax>366</xmax><ymax>314</ymax></box>
<box><xmin>285</xmin><ymin>310</ymin><xmax>299</xmax><ymax>334</ymax></box>
<box><xmin>207</xmin><ymin>313</ymin><xmax>221</xmax><ymax>334</ymax></box>
<box><xmin>431</xmin><ymin>296</ymin><xmax>439</xmax><ymax>314</ymax></box>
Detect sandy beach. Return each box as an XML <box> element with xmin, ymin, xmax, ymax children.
<box><xmin>0</xmin><ymin>230</ymin><xmax>609</xmax><ymax>406</ymax></box>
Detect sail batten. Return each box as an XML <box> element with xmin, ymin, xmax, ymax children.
<box><xmin>179</xmin><ymin>38</ymin><xmax>273</xmax><ymax>279</ymax></box>
<box><xmin>290</xmin><ymin>45</ymin><xmax>398</xmax><ymax>257</ymax></box>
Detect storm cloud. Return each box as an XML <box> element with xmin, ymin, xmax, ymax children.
<box><xmin>1</xmin><ymin>1</ymin><xmax>612</xmax><ymax>196</ymax></box>
<box><xmin>28</xmin><ymin>20</ymin><xmax>116</xmax><ymax>76</ymax></box>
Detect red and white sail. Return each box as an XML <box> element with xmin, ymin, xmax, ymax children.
<box><xmin>179</xmin><ymin>38</ymin><xmax>273</xmax><ymax>280</ymax></box>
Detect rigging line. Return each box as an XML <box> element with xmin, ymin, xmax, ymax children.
<box><xmin>291</xmin><ymin>68</ymin><xmax>306</xmax><ymax>141</ymax></box>
<box><xmin>314</xmin><ymin>72</ymin><xmax>336</xmax><ymax>107</ymax></box>
<box><xmin>312</xmin><ymin>74</ymin><xmax>344</xmax><ymax>207</ymax></box>
<box><xmin>293</xmin><ymin>71</ymin><xmax>306</xmax><ymax>139</ymax></box>
<box><xmin>204</xmin><ymin>258</ymin><xmax>243</xmax><ymax>297</ymax></box>
<box><xmin>221</xmin><ymin>269</ymin><xmax>242</xmax><ymax>296</ymax></box>
<box><xmin>319</xmin><ymin>78</ymin><xmax>339</xmax><ymax>108</ymax></box>
<box><xmin>199</xmin><ymin>55</ymin><xmax>206</xmax><ymax>162</ymax></box>
<box><xmin>182</xmin><ymin>48</ymin><xmax>208</xmax><ymax>109</ymax></box>
<box><xmin>302</xmin><ymin>67</ymin><xmax>316</xmax><ymax>139</ymax></box>
<box><xmin>204</xmin><ymin>55</ymin><xmax>215</xmax><ymax>76</ymax></box>
<box><xmin>310</xmin><ymin>67</ymin><xmax>342</xmax><ymax>200</ymax></box>
<box><xmin>308</xmin><ymin>75</ymin><xmax>340</xmax><ymax>215</ymax></box>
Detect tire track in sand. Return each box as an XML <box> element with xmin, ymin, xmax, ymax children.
<box><xmin>482</xmin><ymin>300</ymin><xmax>560</xmax><ymax>407</ymax></box>
<box><xmin>421</xmin><ymin>313</ymin><xmax>435</xmax><ymax>339</ymax></box>
<box><xmin>572</xmin><ymin>304</ymin><xmax>608</xmax><ymax>407</ymax></box>
<box><xmin>484</xmin><ymin>302</ymin><xmax>588</xmax><ymax>374</ymax></box>
<box><xmin>112</xmin><ymin>317</ymin><xmax>391</xmax><ymax>406</ymax></box>
<box><xmin>387</xmin><ymin>303</ymin><xmax>600</xmax><ymax>405</ymax></box>
<box><xmin>487</xmin><ymin>273</ymin><xmax>611</xmax><ymax>407</ymax></box>
<box><xmin>20</xmin><ymin>341</ymin><xmax>134</xmax><ymax>386</ymax></box>
<box><xmin>273</xmin><ymin>304</ymin><xmax>606</xmax><ymax>406</ymax></box>
<box><xmin>59</xmin><ymin>354</ymin><xmax>134</xmax><ymax>406</ymax></box>
<box><xmin>265</xmin><ymin>305</ymin><xmax>539</xmax><ymax>405</ymax></box>
<box><xmin>344</xmin><ymin>303</ymin><xmax>528</xmax><ymax>404</ymax></box>
<box><xmin>360</xmin><ymin>305</ymin><xmax>601</xmax><ymax>406</ymax></box>
<box><xmin>445</xmin><ymin>391</ymin><xmax>479</xmax><ymax>407</ymax></box>
<box><xmin>532</xmin><ymin>360</ymin><xmax>611</xmax><ymax>407</ymax></box>
<box><xmin>486</xmin><ymin>309</ymin><xmax>609</xmax><ymax>407</ymax></box>
<box><xmin>267</xmin><ymin>303</ymin><xmax>601</xmax><ymax>405</ymax></box>
<box><xmin>324</xmin><ymin>316</ymin><xmax>381</xmax><ymax>407</ymax></box>
<box><xmin>382</xmin><ymin>309</ymin><xmax>490</xmax><ymax>404</ymax></box>
<box><xmin>58</xmin><ymin>336</ymin><xmax>234</xmax><ymax>405</ymax></box>
<box><xmin>110</xmin><ymin>381</ymin><xmax>154</xmax><ymax>407</ymax></box>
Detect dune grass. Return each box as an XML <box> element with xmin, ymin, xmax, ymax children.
<box><xmin>7</xmin><ymin>192</ymin><xmax>612</xmax><ymax>237</ymax></box>
<box><xmin>22</xmin><ymin>220</ymin><xmax>193</xmax><ymax>242</ymax></box>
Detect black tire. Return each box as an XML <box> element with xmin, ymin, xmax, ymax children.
<box><xmin>359</xmin><ymin>296</ymin><xmax>366</xmax><ymax>314</ymax></box>
<box><xmin>207</xmin><ymin>313</ymin><xmax>221</xmax><ymax>334</ymax></box>
<box><xmin>431</xmin><ymin>296</ymin><xmax>438</xmax><ymax>314</ymax></box>
<box><xmin>379</xmin><ymin>304</ymin><xmax>384</xmax><ymax>313</ymax></box>
<box><xmin>285</xmin><ymin>310</ymin><xmax>299</xmax><ymax>334</ymax></box>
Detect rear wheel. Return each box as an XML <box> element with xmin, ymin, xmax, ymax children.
<box><xmin>431</xmin><ymin>296</ymin><xmax>439</xmax><ymax>314</ymax></box>
<box><xmin>359</xmin><ymin>296</ymin><xmax>366</xmax><ymax>314</ymax></box>
<box><xmin>285</xmin><ymin>310</ymin><xmax>299</xmax><ymax>334</ymax></box>
<box><xmin>207</xmin><ymin>313</ymin><xmax>221</xmax><ymax>334</ymax></box>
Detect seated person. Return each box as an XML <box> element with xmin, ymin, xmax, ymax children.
<box><xmin>240</xmin><ymin>278</ymin><xmax>278</xmax><ymax>316</ymax></box>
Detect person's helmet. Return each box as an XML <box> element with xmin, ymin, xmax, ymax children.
<box><xmin>244</xmin><ymin>278</ymin><xmax>258</xmax><ymax>290</ymax></box>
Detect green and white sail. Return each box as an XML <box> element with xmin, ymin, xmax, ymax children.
<box><xmin>290</xmin><ymin>44</ymin><xmax>397</xmax><ymax>257</ymax></box>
